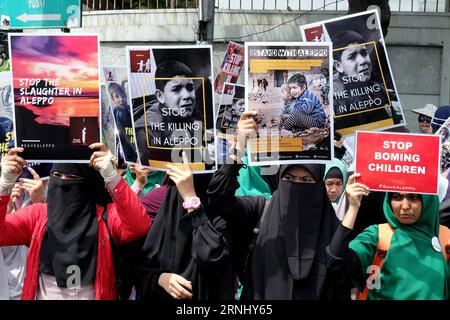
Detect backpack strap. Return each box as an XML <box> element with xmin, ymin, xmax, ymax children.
<box><xmin>439</xmin><ymin>225</ymin><xmax>450</xmax><ymax>262</ymax></box>
<box><xmin>356</xmin><ymin>223</ymin><xmax>393</xmax><ymax>300</ymax></box>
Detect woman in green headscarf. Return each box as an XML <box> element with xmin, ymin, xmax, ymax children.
<box><xmin>327</xmin><ymin>173</ymin><xmax>450</xmax><ymax>300</ymax></box>
<box><xmin>324</xmin><ymin>159</ymin><xmax>348</xmax><ymax>220</ymax></box>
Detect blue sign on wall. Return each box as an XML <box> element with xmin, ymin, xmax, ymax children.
<box><xmin>0</xmin><ymin>0</ymin><xmax>82</xmax><ymax>30</ymax></box>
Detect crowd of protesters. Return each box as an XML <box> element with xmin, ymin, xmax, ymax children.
<box><xmin>0</xmin><ymin>103</ymin><xmax>449</xmax><ymax>301</ymax></box>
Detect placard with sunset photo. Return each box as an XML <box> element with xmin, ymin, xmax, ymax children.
<box><xmin>9</xmin><ymin>34</ymin><xmax>100</xmax><ymax>162</ymax></box>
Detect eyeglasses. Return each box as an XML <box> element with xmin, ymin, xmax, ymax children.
<box><xmin>418</xmin><ymin>115</ymin><xmax>432</xmax><ymax>123</ymax></box>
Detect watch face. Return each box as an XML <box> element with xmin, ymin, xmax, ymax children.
<box><xmin>183</xmin><ymin>196</ymin><xmax>201</xmax><ymax>209</ymax></box>
<box><xmin>191</xmin><ymin>197</ymin><xmax>201</xmax><ymax>207</ymax></box>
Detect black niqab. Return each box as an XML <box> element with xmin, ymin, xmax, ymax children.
<box><xmin>39</xmin><ymin>164</ymin><xmax>112</xmax><ymax>288</ymax></box>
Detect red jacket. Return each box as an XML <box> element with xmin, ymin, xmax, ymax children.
<box><xmin>0</xmin><ymin>179</ymin><xmax>151</xmax><ymax>300</ymax></box>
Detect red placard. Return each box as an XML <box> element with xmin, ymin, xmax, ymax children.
<box><xmin>355</xmin><ymin>131</ymin><xmax>441</xmax><ymax>194</ymax></box>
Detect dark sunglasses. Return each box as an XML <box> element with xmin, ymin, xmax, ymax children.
<box><xmin>418</xmin><ymin>115</ymin><xmax>432</xmax><ymax>123</ymax></box>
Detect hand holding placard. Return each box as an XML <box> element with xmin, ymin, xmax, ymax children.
<box><xmin>230</xmin><ymin>110</ymin><xmax>258</xmax><ymax>162</ymax></box>
<box><xmin>342</xmin><ymin>172</ymin><xmax>369</xmax><ymax>230</ymax></box>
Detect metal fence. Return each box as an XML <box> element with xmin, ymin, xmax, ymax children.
<box><xmin>82</xmin><ymin>0</ymin><xmax>198</xmax><ymax>10</ymax></box>
<box><xmin>82</xmin><ymin>0</ymin><xmax>449</xmax><ymax>12</ymax></box>
<box><xmin>215</xmin><ymin>0</ymin><xmax>448</xmax><ymax>12</ymax></box>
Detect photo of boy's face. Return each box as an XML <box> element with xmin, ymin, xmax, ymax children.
<box><xmin>157</xmin><ymin>77</ymin><xmax>196</xmax><ymax>118</ymax></box>
<box><xmin>289</xmin><ymin>83</ymin><xmax>306</xmax><ymax>99</ymax></box>
<box><xmin>335</xmin><ymin>44</ymin><xmax>372</xmax><ymax>82</ymax></box>
<box><xmin>111</xmin><ymin>90</ymin><xmax>125</xmax><ymax>108</ymax></box>
<box><xmin>233</xmin><ymin>99</ymin><xmax>245</xmax><ymax>113</ymax></box>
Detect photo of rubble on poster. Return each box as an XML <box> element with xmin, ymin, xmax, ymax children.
<box><xmin>214</xmin><ymin>41</ymin><xmax>244</xmax><ymax>94</ymax></box>
<box><xmin>126</xmin><ymin>45</ymin><xmax>216</xmax><ymax>173</ymax></box>
<box><xmin>245</xmin><ymin>42</ymin><xmax>333</xmax><ymax>166</ymax></box>
<box><xmin>215</xmin><ymin>83</ymin><xmax>245</xmax><ymax>163</ymax></box>
<box><xmin>100</xmin><ymin>84</ymin><xmax>117</xmax><ymax>159</ymax></box>
<box><xmin>102</xmin><ymin>66</ymin><xmax>136</xmax><ymax>163</ymax></box>
<box><xmin>301</xmin><ymin>10</ymin><xmax>406</xmax><ymax>136</ymax></box>
<box><xmin>0</xmin><ymin>72</ymin><xmax>14</xmax><ymax>158</ymax></box>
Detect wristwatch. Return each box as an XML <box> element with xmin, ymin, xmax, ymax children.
<box><xmin>182</xmin><ymin>196</ymin><xmax>201</xmax><ymax>210</ymax></box>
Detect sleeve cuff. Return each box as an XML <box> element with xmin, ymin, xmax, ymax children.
<box><xmin>105</xmin><ymin>174</ymin><xmax>122</xmax><ymax>191</ymax></box>
<box><xmin>191</xmin><ymin>207</ymin><xmax>208</xmax><ymax>228</ymax></box>
<box><xmin>328</xmin><ymin>223</ymin><xmax>355</xmax><ymax>258</ymax></box>
<box><xmin>220</xmin><ymin>163</ymin><xmax>244</xmax><ymax>177</ymax></box>
<box><xmin>0</xmin><ymin>185</ymin><xmax>12</xmax><ymax>195</ymax></box>
<box><xmin>130</xmin><ymin>181</ymin><xmax>144</xmax><ymax>200</ymax></box>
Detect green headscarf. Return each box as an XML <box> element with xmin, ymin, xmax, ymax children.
<box><xmin>324</xmin><ymin>159</ymin><xmax>348</xmax><ymax>203</ymax></box>
<box><xmin>124</xmin><ymin>166</ymin><xmax>166</xmax><ymax>195</ymax></box>
<box><xmin>349</xmin><ymin>193</ymin><xmax>449</xmax><ymax>300</ymax></box>
<box><xmin>235</xmin><ymin>156</ymin><xmax>272</xmax><ymax>199</ymax></box>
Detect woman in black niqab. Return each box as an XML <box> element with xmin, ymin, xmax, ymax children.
<box><xmin>39</xmin><ymin>164</ymin><xmax>112</xmax><ymax>288</ymax></box>
<box><xmin>244</xmin><ymin>164</ymin><xmax>345</xmax><ymax>299</ymax></box>
<box><xmin>136</xmin><ymin>163</ymin><xmax>235</xmax><ymax>301</ymax></box>
<box><xmin>207</xmin><ymin>162</ymin><xmax>350</xmax><ymax>300</ymax></box>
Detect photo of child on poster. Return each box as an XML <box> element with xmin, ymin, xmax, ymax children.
<box><xmin>127</xmin><ymin>46</ymin><xmax>216</xmax><ymax>172</ymax></box>
<box><xmin>301</xmin><ymin>10</ymin><xmax>405</xmax><ymax>136</ymax></box>
<box><xmin>0</xmin><ymin>72</ymin><xmax>14</xmax><ymax>158</ymax></box>
<box><xmin>102</xmin><ymin>66</ymin><xmax>137</xmax><ymax>163</ymax></box>
<box><xmin>100</xmin><ymin>84</ymin><xmax>117</xmax><ymax>158</ymax></box>
<box><xmin>217</xmin><ymin>83</ymin><xmax>245</xmax><ymax>133</ymax></box>
<box><xmin>214</xmin><ymin>41</ymin><xmax>245</xmax><ymax>94</ymax></box>
<box><xmin>9</xmin><ymin>34</ymin><xmax>100</xmax><ymax>162</ymax></box>
<box><xmin>246</xmin><ymin>43</ymin><xmax>333</xmax><ymax>166</ymax></box>
<box><xmin>215</xmin><ymin>83</ymin><xmax>245</xmax><ymax>163</ymax></box>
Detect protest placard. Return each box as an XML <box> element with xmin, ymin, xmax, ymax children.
<box><xmin>214</xmin><ymin>42</ymin><xmax>245</xmax><ymax>94</ymax></box>
<box><xmin>215</xmin><ymin>83</ymin><xmax>245</xmax><ymax>164</ymax></box>
<box><xmin>100</xmin><ymin>84</ymin><xmax>117</xmax><ymax>159</ymax></box>
<box><xmin>0</xmin><ymin>35</ymin><xmax>9</xmax><ymax>73</ymax></box>
<box><xmin>436</xmin><ymin>117</ymin><xmax>450</xmax><ymax>173</ymax></box>
<box><xmin>102</xmin><ymin>66</ymin><xmax>136</xmax><ymax>162</ymax></box>
<box><xmin>9</xmin><ymin>34</ymin><xmax>100</xmax><ymax>162</ymax></box>
<box><xmin>126</xmin><ymin>45</ymin><xmax>216</xmax><ymax>172</ymax></box>
<box><xmin>0</xmin><ymin>72</ymin><xmax>14</xmax><ymax>158</ymax></box>
<box><xmin>301</xmin><ymin>10</ymin><xmax>406</xmax><ymax>136</ymax></box>
<box><xmin>245</xmin><ymin>42</ymin><xmax>333</xmax><ymax>166</ymax></box>
<box><xmin>355</xmin><ymin>131</ymin><xmax>441</xmax><ymax>194</ymax></box>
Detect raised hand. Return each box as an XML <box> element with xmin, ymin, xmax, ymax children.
<box><xmin>346</xmin><ymin>173</ymin><xmax>369</xmax><ymax>208</ymax></box>
<box><xmin>166</xmin><ymin>151</ymin><xmax>196</xmax><ymax>204</ymax></box>
<box><xmin>230</xmin><ymin>110</ymin><xmax>259</xmax><ymax>161</ymax></box>
<box><xmin>134</xmin><ymin>160</ymin><xmax>152</xmax><ymax>189</ymax></box>
<box><xmin>342</xmin><ymin>173</ymin><xmax>369</xmax><ymax>230</ymax></box>
<box><xmin>1</xmin><ymin>147</ymin><xmax>27</xmax><ymax>191</ymax></box>
<box><xmin>19</xmin><ymin>167</ymin><xmax>45</xmax><ymax>204</ymax></box>
<box><xmin>89</xmin><ymin>143</ymin><xmax>117</xmax><ymax>183</ymax></box>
